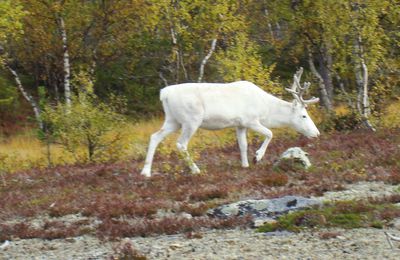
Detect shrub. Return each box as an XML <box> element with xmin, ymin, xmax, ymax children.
<box><xmin>189</xmin><ymin>186</ymin><xmax>229</xmax><ymax>201</ymax></box>
<box><xmin>319</xmin><ymin>110</ymin><xmax>363</xmax><ymax>132</ymax></box>
<box><xmin>319</xmin><ymin>231</ymin><xmax>341</xmax><ymax>240</ymax></box>
<box><xmin>42</xmin><ymin>89</ymin><xmax>129</xmax><ymax>163</ymax></box>
<box><xmin>109</xmin><ymin>240</ymin><xmax>147</xmax><ymax>260</ymax></box>
<box><xmin>260</xmin><ymin>173</ymin><xmax>288</xmax><ymax>187</ymax></box>
<box><xmin>380</xmin><ymin>99</ymin><xmax>400</xmax><ymax>128</ymax></box>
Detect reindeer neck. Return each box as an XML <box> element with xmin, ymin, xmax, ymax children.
<box><xmin>260</xmin><ymin>95</ymin><xmax>294</xmax><ymax>128</ymax></box>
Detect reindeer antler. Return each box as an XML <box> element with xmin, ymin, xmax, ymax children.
<box><xmin>286</xmin><ymin>67</ymin><xmax>319</xmax><ymax>105</ymax></box>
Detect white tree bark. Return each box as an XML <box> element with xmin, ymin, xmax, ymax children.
<box><xmin>179</xmin><ymin>49</ymin><xmax>188</xmax><ymax>81</ymax></box>
<box><xmin>354</xmin><ymin>37</ymin><xmax>375</xmax><ymax>131</ymax></box>
<box><xmin>58</xmin><ymin>15</ymin><xmax>71</xmax><ymax>108</ymax></box>
<box><xmin>359</xmin><ymin>58</ymin><xmax>375</xmax><ymax>131</ymax></box>
<box><xmin>5</xmin><ymin>63</ymin><xmax>43</xmax><ymax>130</ymax></box>
<box><xmin>198</xmin><ymin>38</ymin><xmax>217</xmax><ymax>83</ymax></box>
<box><xmin>169</xmin><ymin>27</ymin><xmax>188</xmax><ymax>82</ymax></box>
<box><xmin>159</xmin><ymin>72</ymin><xmax>168</xmax><ymax>87</ymax></box>
<box><xmin>360</xmin><ymin>59</ymin><xmax>370</xmax><ymax>117</ymax></box>
<box><xmin>308</xmin><ymin>50</ymin><xmax>332</xmax><ymax>110</ymax></box>
<box><xmin>264</xmin><ymin>9</ymin><xmax>274</xmax><ymax>39</ymax></box>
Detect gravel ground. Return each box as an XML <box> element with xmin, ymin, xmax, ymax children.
<box><xmin>2</xmin><ymin>228</ymin><xmax>400</xmax><ymax>259</ymax></box>
<box><xmin>1</xmin><ymin>181</ymin><xmax>400</xmax><ymax>260</ymax></box>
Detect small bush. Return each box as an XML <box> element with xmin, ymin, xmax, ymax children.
<box><xmin>260</xmin><ymin>173</ymin><xmax>288</xmax><ymax>187</ymax></box>
<box><xmin>180</xmin><ymin>202</ymin><xmax>209</xmax><ymax>216</ymax></box>
<box><xmin>185</xmin><ymin>231</ymin><xmax>203</xmax><ymax>239</ymax></box>
<box><xmin>41</xmin><ymin>73</ymin><xmax>129</xmax><ymax>163</ymax></box>
<box><xmin>319</xmin><ymin>111</ymin><xmax>363</xmax><ymax>132</ymax></box>
<box><xmin>109</xmin><ymin>240</ymin><xmax>147</xmax><ymax>260</ymax></box>
<box><xmin>380</xmin><ymin>100</ymin><xmax>400</xmax><ymax>128</ymax></box>
<box><xmin>189</xmin><ymin>186</ymin><xmax>229</xmax><ymax>201</ymax></box>
<box><xmin>388</xmin><ymin>171</ymin><xmax>400</xmax><ymax>185</ymax></box>
<box><xmin>319</xmin><ymin>231</ymin><xmax>341</xmax><ymax>240</ymax></box>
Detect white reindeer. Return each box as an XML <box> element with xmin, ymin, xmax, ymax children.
<box><xmin>141</xmin><ymin>68</ymin><xmax>320</xmax><ymax>177</ymax></box>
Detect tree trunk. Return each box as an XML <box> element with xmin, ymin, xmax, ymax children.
<box><xmin>308</xmin><ymin>50</ymin><xmax>333</xmax><ymax>111</ymax></box>
<box><xmin>354</xmin><ymin>38</ymin><xmax>375</xmax><ymax>131</ymax></box>
<box><xmin>198</xmin><ymin>38</ymin><xmax>217</xmax><ymax>83</ymax></box>
<box><xmin>319</xmin><ymin>46</ymin><xmax>334</xmax><ymax>101</ymax></box>
<box><xmin>355</xmin><ymin>58</ymin><xmax>375</xmax><ymax>131</ymax></box>
<box><xmin>275</xmin><ymin>22</ymin><xmax>282</xmax><ymax>39</ymax></box>
<box><xmin>57</xmin><ymin>15</ymin><xmax>72</xmax><ymax>108</ymax></box>
<box><xmin>335</xmin><ymin>74</ymin><xmax>354</xmax><ymax>109</ymax></box>
<box><xmin>170</xmin><ymin>27</ymin><xmax>180</xmax><ymax>83</ymax></box>
<box><xmin>87</xmin><ymin>135</ymin><xmax>95</xmax><ymax>162</ymax></box>
<box><xmin>159</xmin><ymin>72</ymin><xmax>168</xmax><ymax>87</ymax></box>
<box><xmin>179</xmin><ymin>49</ymin><xmax>188</xmax><ymax>81</ymax></box>
<box><xmin>264</xmin><ymin>8</ymin><xmax>274</xmax><ymax>39</ymax></box>
<box><xmin>5</xmin><ymin>63</ymin><xmax>43</xmax><ymax>130</ymax></box>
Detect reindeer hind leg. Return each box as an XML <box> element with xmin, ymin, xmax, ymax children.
<box><xmin>177</xmin><ymin>122</ymin><xmax>201</xmax><ymax>174</ymax></box>
<box><xmin>141</xmin><ymin>120</ymin><xmax>180</xmax><ymax>177</ymax></box>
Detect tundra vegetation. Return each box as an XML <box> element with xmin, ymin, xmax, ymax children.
<box><xmin>0</xmin><ymin>0</ymin><xmax>400</xmax><ymax>243</ymax></box>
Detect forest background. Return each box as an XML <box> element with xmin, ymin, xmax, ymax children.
<box><xmin>0</xmin><ymin>0</ymin><xmax>399</xmax><ymax>171</ymax></box>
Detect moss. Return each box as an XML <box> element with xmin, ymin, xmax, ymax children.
<box><xmin>370</xmin><ymin>220</ymin><xmax>384</xmax><ymax>229</ymax></box>
<box><xmin>256</xmin><ymin>222</ymin><xmax>279</xmax><ymax>233</ymax></box>
<box><xmin>327</xmin><ymin>213</ymin><xmax>362</xmax><ymax>228</ymax></box>
<box><xmin>257</xmin><ymin>200</ymin><xmax>400</xmax><ymax>233</ymax></box>
<box><xmin>28</xmin><ymin>196</ymin><xmax>53</xmax><ymax>207</ymax></box>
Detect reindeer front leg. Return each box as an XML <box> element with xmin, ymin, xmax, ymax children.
<box><xmin>236</xmin><ymin>127</ymin><xmax>249</xmax><ymax>167</ymax></box>
<box><xmin>247</xmin><ymin>122</ymin><xmax>273</xmax><ymax>163</ymax></box>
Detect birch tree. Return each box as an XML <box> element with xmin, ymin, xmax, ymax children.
<box><xmin>0</xmin><ymin>0</ymin><xmax>43</xmax><ymax>129</ymax></box>
<box><xmin>56</xmin><ymin>14</ymin><xmax>72</xmax><ymax>108</ymax></box>
<box><xmin>346</xmin><ymin>1</ymin><xmax>388</xmax><ymax>131</ymax></box>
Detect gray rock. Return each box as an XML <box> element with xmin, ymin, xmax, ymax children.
<box><xmin>155</xmin><ymin>209</ymin><xmax>193</xmax><ymax>219</ymax></box>
<box><xmin>219</xmin><ymin>202</ymin><xmax>240</xmax><ymax>216</ymax></box>
<box><xmin>276</xmin><ymin>147</ymin><xmax>312</xmax><ymax>169</ymax></box>
<box><xmin>263</xmin><ymin>230</ymin><xmax>294</xmax><ymax>237</ymax></box>
<box><xmin>392</xmin><ymin>218</ymin><xmax>400</xmax><ymax>230</ymax></box>
<box><xmin>0</xmin><ymin>240</ymin><xmax>10</xmax><ymax>250</ymax></box>
<box><xmin>208</xmin><ymin>195</ymin><xmax>321</xmax><ymax>220</ymax></box>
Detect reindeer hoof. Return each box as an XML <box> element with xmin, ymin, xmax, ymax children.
<box><xmin>140</xmin><ymin>169</ymin><xmax>151</xmax><ymax>178</ymax></box>
<box><xmin>254</xmin><ymin>151</ymin><xmax>263</xmax><ymax>163</ymax></box>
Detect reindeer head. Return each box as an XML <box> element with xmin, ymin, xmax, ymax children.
<box><xmin>286</xmin><ymin>67</ymin><xmax>320</xmax><ymax>138</ymax></box>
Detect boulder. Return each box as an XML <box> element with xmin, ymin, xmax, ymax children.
<box><xmin>275</xmin><ymin>147</ymin><xmax>312</xmax><ymax>169</ymax></box>
<box><xmin>392</xmin><ymin>218</ymin><xmax>400</xmax><ymax>230</ymax></box>
<box><xmin>208</xmin><ymin>195</ymin><xmax>321</xmax><ymax>223</ymax></box>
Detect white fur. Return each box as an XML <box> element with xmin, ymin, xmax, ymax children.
<box><xmin>141</xmin><ymin>81</ymin><xmax>320</xmax><ymax>177</ymax></box>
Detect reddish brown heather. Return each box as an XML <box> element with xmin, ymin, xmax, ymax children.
<box><xmin>0</xmin><ymin>129</ymin><xmax>399</xmax><ymax>240</ymax></box>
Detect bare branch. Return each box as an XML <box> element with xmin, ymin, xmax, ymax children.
<box><xmin>308</xmin><ymin>51</ymin><xmax>332</xmax><ymax>109</ymax></box>
<box><xmin>159</xmin><ymin>72</ymin><xmax>168</xmax><ymax>87</ymax></box>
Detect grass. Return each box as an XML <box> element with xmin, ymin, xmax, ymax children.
<box><xmin>0</xmin><ymin>117</ymin><xmax>297</xmax><ymax>173</ymax></box>
<box><xmin>0</xmin><ymin>121</ymin><xmax>400</xmax><ymax>241</ymax></box>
